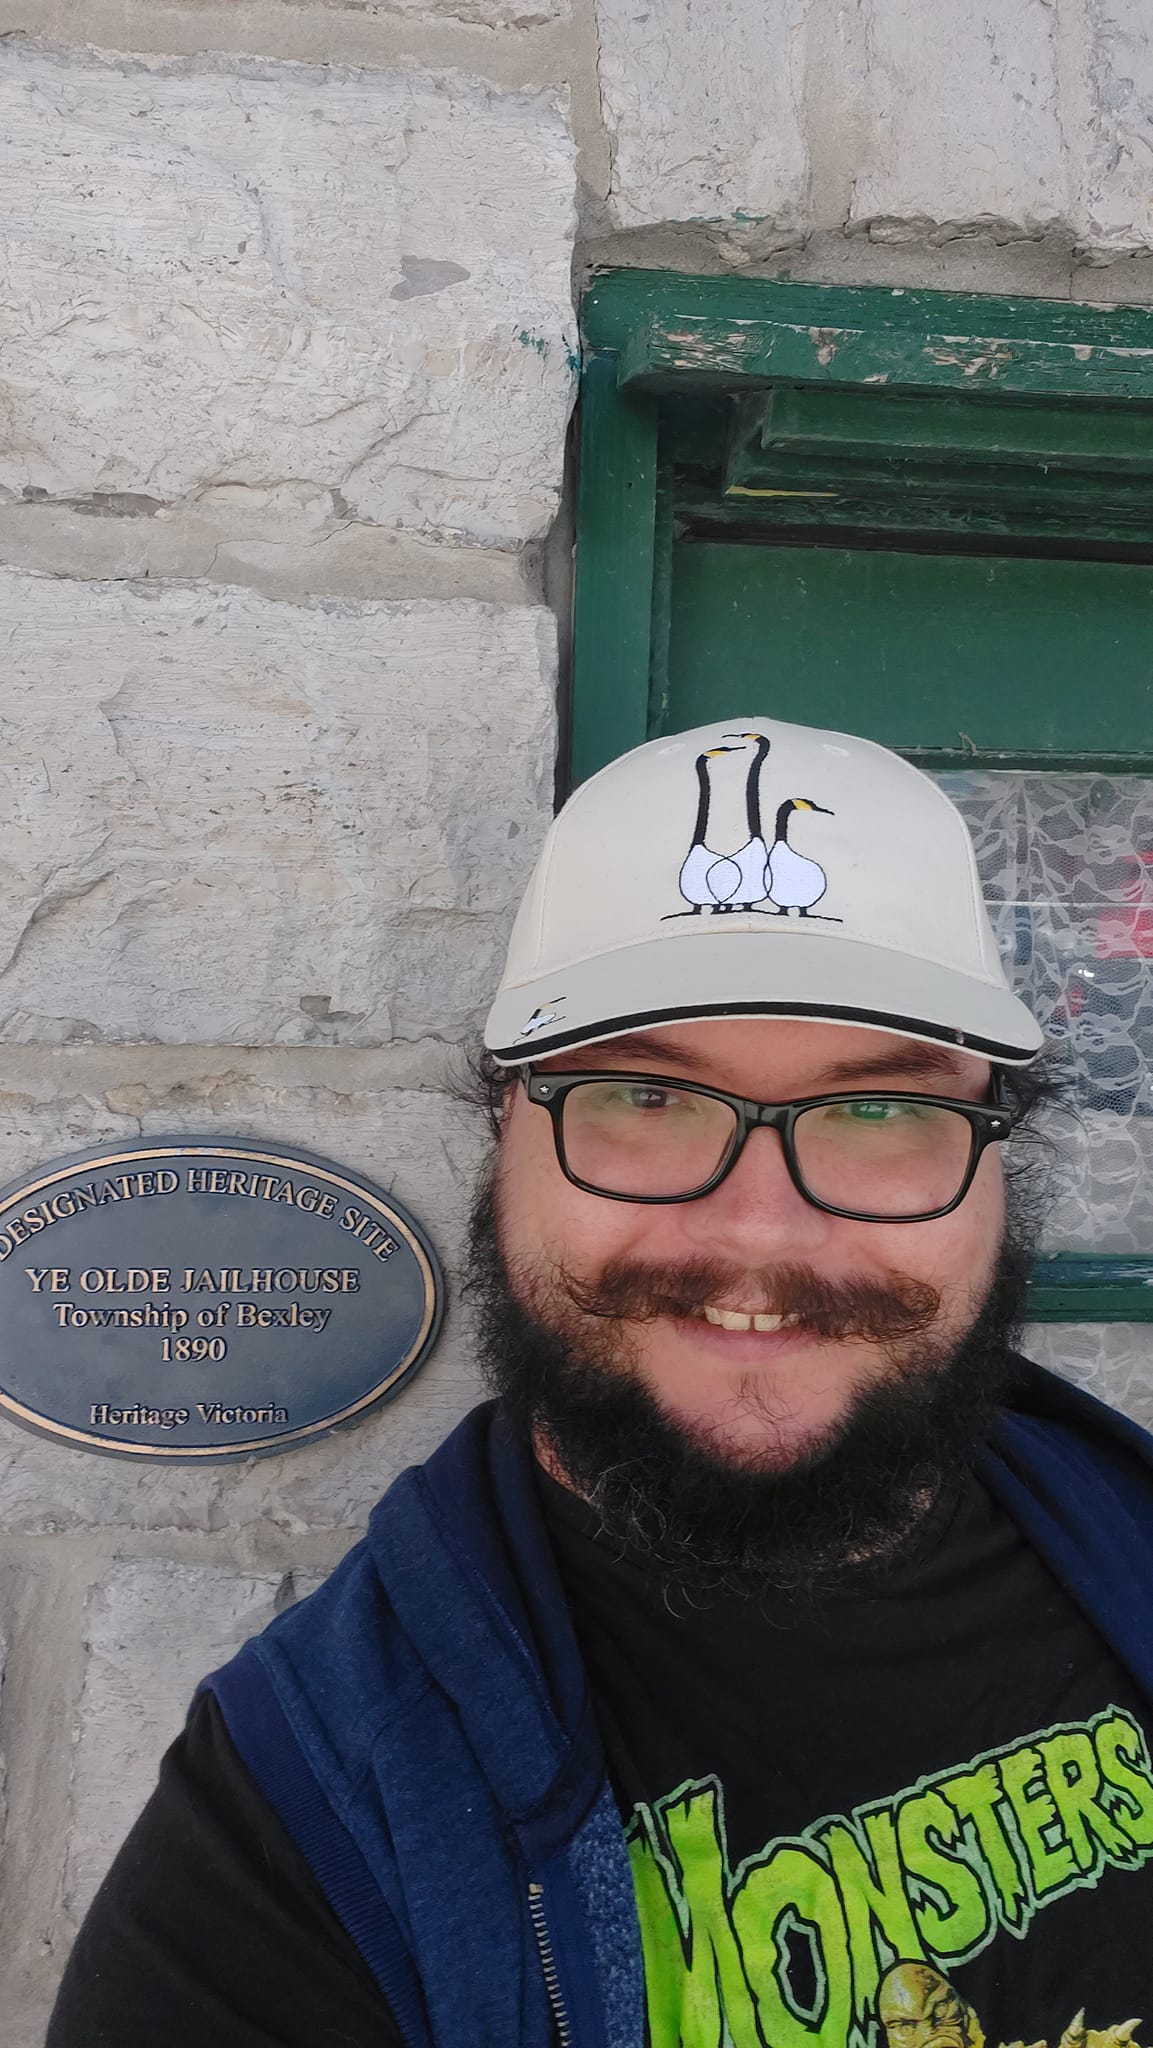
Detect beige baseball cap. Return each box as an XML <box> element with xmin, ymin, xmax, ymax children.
<box><xmin>484</xmin><ymin>717</ymin><xmax>1044</xmax><ymax>1067</ymax></box>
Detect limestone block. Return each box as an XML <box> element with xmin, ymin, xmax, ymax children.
<box><xmin>0</xmin><ymin>43</ymin><xmax>576</xmax><ymax>544</ymax></box>
<box><xmin>67</xmin><ymin>1561</ymin><xmax>327</xmax><ymax>1920</ymax></box>
<box><xmin>0</xmin><ymin>1623</ymin><xmax>6</xmax><ymax>1845</ymax></box>
<box><xmin>304</xmin><ymin>0</ymin><xmax>567</xmax><ymax>17</ymax></box>
<box><xmin>848</xmin><ymin>0</ymin><xmax>1068</xmax><ymax>240</ymax></box>
<box><xmin>593</xmin><ymin>0</ymin><xmax>809</xmax><ymax>234</ymax></box>
<box><xmin>0</xmin><ymin>493</ymin><xmax>542</xmax><ymax>606</ymax></box>
<box><xmin>0</xmin><ymin>1053</ymin><xmax>491</xmax><ymax>1533</ymax></box>
<box><xmin>0</xmin><ymin>572</ymin><xmax>556</xmax><ymax>1046</ymax></box>
<box><xmin>1078</xmin><ymin>0</ymin><xmax>1153</xmax><ymax>259</ymax></box>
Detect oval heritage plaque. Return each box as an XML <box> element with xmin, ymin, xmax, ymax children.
<box><xmin>0</xmin><ymin>1139</ymin><xmax>443</xmax><ymax>1460</ymax></box>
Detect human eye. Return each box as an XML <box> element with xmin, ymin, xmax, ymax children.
<box><xmin>612</xmin><ymin>1081</ymin><xmax>693</xmax><ymax>1113</ymax></box>
<box><xmin>815</xmin><ymin>1097</ymin><xmax>942</xmax><ymax>1140</ymax></box>
<box><xmin>622</xmin><ymin>1084</ymin><xmax>673</xmax><ymax>1111</ymax></box>
<box><xmin>582</xmin><ymin>1079</ymin><xmax>705</xmax><ymax>1120</ymax></box>
<box><xmin>824</xmin><ymin>1097</ymin><xmax>907</xmax><ymax>1123</ymax></box>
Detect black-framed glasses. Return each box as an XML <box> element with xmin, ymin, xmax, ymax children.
<box><xmin>524</xmin><ymin>1068</ymin><xmax>1017</xmax><ymax>1221</ymax></box>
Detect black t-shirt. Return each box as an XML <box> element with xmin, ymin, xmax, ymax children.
<box><xmin>542</xmin><ymin>1467</ymin><xmax>1153</xmax><ymax>2044</ymax></box>
<box><xmin>48</xmin><ymin>1465</ymin><xmax>1153</xmax><ymax>2048</ymax></box>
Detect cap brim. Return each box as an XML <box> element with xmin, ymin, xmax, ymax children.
<box><xmin>485</xmin><ymin>930</ymin><xmax>1044</xmax><ymax>1066</ymax></box>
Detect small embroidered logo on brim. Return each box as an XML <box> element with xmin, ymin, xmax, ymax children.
<box><xmin>518</xmin><ymin>998</ymin><xmax>566</xmax><ymax>1039</ymax></box>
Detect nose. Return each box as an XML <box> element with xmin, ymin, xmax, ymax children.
<box><xmin>677</xmin><ymin>1122</ymin><xmax>837</xmax><ymax>1262</ymax></box>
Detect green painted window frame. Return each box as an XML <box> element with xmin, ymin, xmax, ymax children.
<box><xmin>571</xmin><ymin>268</ymin><xmax>1153</xmax><ymax>1323</ymax></box>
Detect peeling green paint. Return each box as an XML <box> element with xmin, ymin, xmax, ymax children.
<box><xmin>583</xmin><ymin>270</ymin><xmax>1153</xmax><ymax>402</ymax></box>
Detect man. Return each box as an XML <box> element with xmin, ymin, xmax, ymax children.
<box><xmin>49</xmin><ymin>719</ymin><xmax>1153</xmax><ymax>2048</ymax></box>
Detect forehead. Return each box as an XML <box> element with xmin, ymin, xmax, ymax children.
<box><xmin>536</xmin><ymin>1016</ymin><xmax>986</xmax><ymax>1093</ymax></box>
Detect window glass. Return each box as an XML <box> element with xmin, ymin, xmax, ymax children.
<box><xmin>1025</xmin><ymin>1323</ymin><xmax>1153</xmax><ymax>1428</ymax></box>
<box><xmin>941</xmin><ymin>771</ymin><xmax>1153</xmax><ymax>1252</ymax></box>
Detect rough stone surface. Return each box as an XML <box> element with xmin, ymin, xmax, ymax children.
<box><xmin>847</xmin><ymin>0</ymin><xmax>1068</xmax><ymax>240</ymax></box>
<box><xmin>0</xmin><ymin>572</ymin><xmax>555</xmax><ymax>1047</ymax></box>
<box><xmin>298</xmin><ymin>0</ymin><xmax>568</xmax><ymax>18</ymax></box>
<box><xmin>0</xmin><ymin>1621</ymin><xmax>7</xmax><ymax>1845</ymax></box>
<box><xmin>1078</xmin><ymin>0</ymin><xmax>1153</xmax><ymax>259</ymax></box>
<box><xmin>594</xmin><ymin>0</ymin><xmax>809</xmax><ymax>235</ymax></box>
<box><xmin>0</xmin><ymin>42</ymin><xmax>577</xmax><ymax>545</ymax></box>
<box><xmin>0</xmin><ymin>497</ymin><xmax>542</xmax><ymax>606</ymax></box>
<box><xmin>0</xmin><ymin>1551</ymin><xmax>79</xmax><ymax>2048</ymax></box>
<box><xmin>0</xmin><ymin>1051</ymin><xmax>491</xmax><ymax>1532</ymax></box>
<box><xmin>66</xmin><ymin>1561</ymin><xmax>326</xmax><ymax>1922</ymax></box>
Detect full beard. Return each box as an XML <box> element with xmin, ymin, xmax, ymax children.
<box><xmin>466</xmin><ymin>1171</ymin><xmax>1035</xmax><ymax>1600</ymax></box>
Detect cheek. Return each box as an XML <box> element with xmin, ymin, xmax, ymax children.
<box><xmin>496</xmin><ymin>1093</ymin><xmax>655</xmax><ymax>1278</ymax></box>
<box><xmin>893</xmin><ymin>1152</ymin><xmax>1006</xmax><ymax>1312</ymax></box>
<box><xmin>954</xmin><ymin>1149</ymin><xmax>1006</xmax><ymax>1266</ymax></box>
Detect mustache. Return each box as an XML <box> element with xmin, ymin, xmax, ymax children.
<box><xmin>557</xmin><ymin>1255</ymin><xmax>941</xmax><ymax>1345</ymax></box>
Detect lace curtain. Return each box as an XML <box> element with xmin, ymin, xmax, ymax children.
<box><xmin>940</xmin><ymin>772</ymin><xmax>1153</xmax><ymax>1256</ymax></box>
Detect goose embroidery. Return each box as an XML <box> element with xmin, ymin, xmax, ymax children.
<box><xmin>765</xmin><ymin>798</ymin><xmax>835</xmax><ymax>917</ymax></box>
<box><xmin>663</xmin><ymin>742</ymin><xmax>842</xmax><ymax>923</ymax></box>
<box><xmin>665</xmin><ymin>732</ymin><xmax>773</xmax><ymax>918</ymax></box>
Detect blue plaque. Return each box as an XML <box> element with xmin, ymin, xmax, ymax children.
<box><xmin>0</xmin><ymin>1139</ymin><xmax>443</xmax><ymax>1460</ymax></box>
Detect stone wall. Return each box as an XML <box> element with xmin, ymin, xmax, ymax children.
<box><xmin>1</xmin><ymin>3</ymin><xmax>1152</xmax><ymax>2038</ymax></box>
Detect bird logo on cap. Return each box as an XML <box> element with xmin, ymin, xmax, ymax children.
<box><xmin>664</xmin><ymin>734</ymin><xmax>841</xmax><ymax>923</ymax></box>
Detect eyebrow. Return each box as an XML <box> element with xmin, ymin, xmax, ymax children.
<box><xmin>568</xmin><ymin>1031</ymin><xmax>716</xmax><ymax>1072</ymax></box>
<box><xmin>810</xmin><ymin>1044</ymin><xmax>975</xmax><ymax>1087</ymax></box>
<box><xmin>554</xmin><ymin>1033</ymin><xmax>975</xmax><ymax>1089</ymax></box>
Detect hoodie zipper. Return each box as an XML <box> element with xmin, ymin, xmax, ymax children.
<box><xmin>528</xmin><ymin>1881</ymin><xmax>574</xmax><ymax>2047</ymax></box>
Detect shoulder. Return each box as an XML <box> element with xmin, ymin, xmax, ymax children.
<box><xmin>1000</xmin><ymin>1351</ymin><xmax>1153</xmax><ymax>1471</ymax></box>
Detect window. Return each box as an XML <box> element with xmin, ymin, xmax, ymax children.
<box><xmin>573</xmin><ymin>272</ymin><xmax>1153</xmax><ymax>1321</ymax></box>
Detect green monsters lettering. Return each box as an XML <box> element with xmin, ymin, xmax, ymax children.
<box><xmin>627</xmin><ymin>1708</ymin><xmax>1153</xmax><ymax>2048</ymax></box>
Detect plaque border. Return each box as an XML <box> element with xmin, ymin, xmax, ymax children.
<box><xmin>0</xmin><ymin>1140</ymin><xmax>442</xmax><ymax>1460</ymax></box>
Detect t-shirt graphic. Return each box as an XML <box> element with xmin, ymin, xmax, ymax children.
<box><xmin>628</xmin><ymin>1707</ymin><xmax>1153</xmax><ymax>2048</ymax></box>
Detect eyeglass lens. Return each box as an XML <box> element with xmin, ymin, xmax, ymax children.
<box><xmin>557</xmin><ymin>1080</ymin><xmax>978</xmax><ymax>1216</ymax></box>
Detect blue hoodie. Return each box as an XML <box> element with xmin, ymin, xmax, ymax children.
<box><xmin>205</xmin><ymin>1364</ymin><xmax>1153</xmax><ymax>2048</ymax></box>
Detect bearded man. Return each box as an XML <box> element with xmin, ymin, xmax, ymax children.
<box><xmin>49</xmin><ymin>721</ymin><xmax>1153</xmax><ymax>2048</ymax></box>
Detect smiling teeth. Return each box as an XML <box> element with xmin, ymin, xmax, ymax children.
<box><xmin>702</xmin><ymin>1306</ymin><xmax>787</xmax><ymax>1332</ymax></box>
